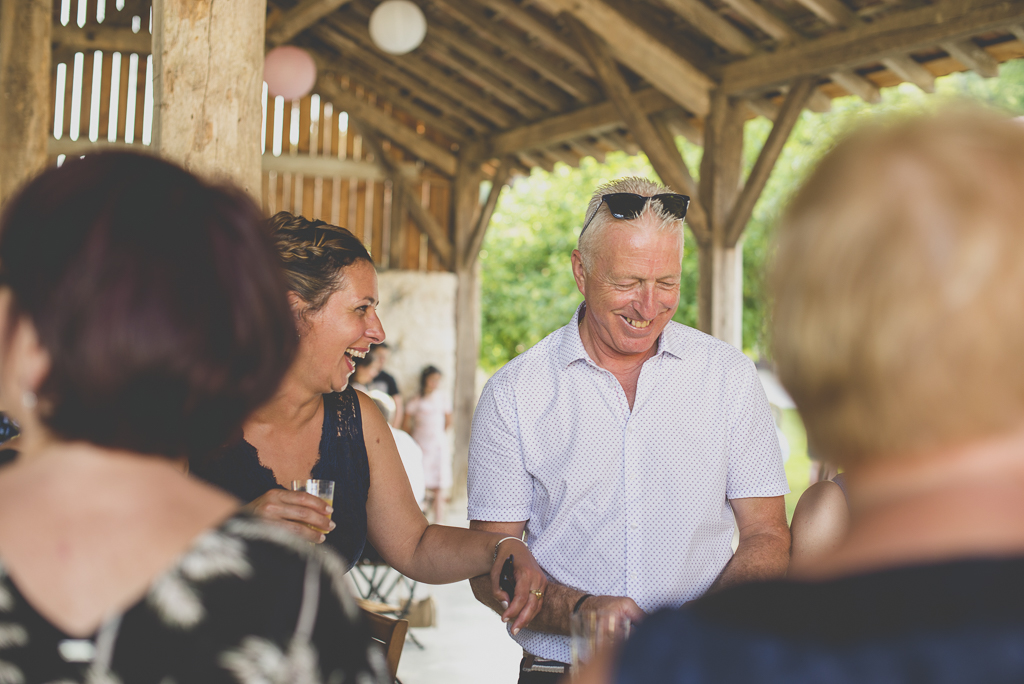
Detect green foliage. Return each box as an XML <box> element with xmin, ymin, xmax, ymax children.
<box><xmin>481</xmin><ymin>63</ymin><xmax>1024</xmax><ymax>373</ymax></box>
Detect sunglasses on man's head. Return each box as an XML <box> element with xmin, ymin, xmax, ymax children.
<box><xmin>580</xmin><ymin>193</ymin><xmax>690</xmax><ymax>235</ymax></box>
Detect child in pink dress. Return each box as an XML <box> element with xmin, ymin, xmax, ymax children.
<box><xmin>404</xmin><ymin>366</ymin><xmax>452</xmax><ymax>522</ymax></box>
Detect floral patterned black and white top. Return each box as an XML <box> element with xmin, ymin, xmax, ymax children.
<box><xmin>0</xmin><ymin>514</ymin><xmax>389</xmax><ymax>684</ymax></box>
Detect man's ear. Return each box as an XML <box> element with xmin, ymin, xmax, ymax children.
<box><xmin>571</xmin><ymin>249</ymin><xmax>587</xmax><ymax>297</ymax></box>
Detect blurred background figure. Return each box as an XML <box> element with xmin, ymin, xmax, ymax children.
<box><xmin>0</xmin><ymin>152</ymin><xmax>385</xmax><ymax>683</ymax></box>
<box><xmin>369</xmin><ymin>342</ymin><xmax>404</xmax><ymax>427</ymax></box>
<box><xmin>350</xmin><ymin>345</ymin><xmax>381</xmax><ymax>393</ymax></box>
<box><xmin>369</xmin><ymin>389</ymin><xmax>425</xmax><ymax>508</ymax></box>
<box><xmin>578</xmin><ymin>106</ymin><xmax>1024</xmax><ymax>683</ymax></box>
<box><xmin>404</xmin><ymin>365</ymin><xmax>452</xmax><ymax>523</ymax></box>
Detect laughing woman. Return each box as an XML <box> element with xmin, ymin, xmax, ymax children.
<box><xmin>193</xmin><ymin>213</ymin><xmax>546</xmax><ymax>632</ymax></box>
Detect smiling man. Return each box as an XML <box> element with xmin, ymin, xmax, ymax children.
<box><xmin>467</xmin><ymin>177</ymin><xmax>790</xmax><ymax>683</ymax></box>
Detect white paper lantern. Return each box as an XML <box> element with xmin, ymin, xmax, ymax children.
<box><xmin>263</xmin><ymin>46</ymin><xmax>317</xmax><ymax>100</ymax></box>
<box><xmin>369</xmin><ymin>0</ymin><xmax>427</xmax><ymax>56</ymax></box>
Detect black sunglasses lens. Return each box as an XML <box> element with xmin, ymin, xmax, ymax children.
<box><xmin>602</xmin><ymin>193</ymin><xmax>649</xmax><ymax>220</ymax></box>
<box><xmin>655</xmin><ymin>194</ymin><xmax>690</xmax><ymax>220</ymax></box>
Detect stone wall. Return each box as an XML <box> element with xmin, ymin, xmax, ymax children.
<box><xmin>376</xmin><ymin>270</ymin><xmax>458</xmax><ymax>406</ymax></box>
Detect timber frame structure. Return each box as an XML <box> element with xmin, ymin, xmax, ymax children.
<box><xmin>2</xmin><ymin>0</ymin><xmax>1024</xmax><ymax>490</ymax></box>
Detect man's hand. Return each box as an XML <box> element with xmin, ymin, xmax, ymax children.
<box><xmin>243</xmin><ymin>489</ymin><xmax>335</xmax><ymax>544</ymax></box>
<box><xmin>577</xmin><ymin>595</ymin><xmax>645</xmax><ymax>625</ymax></box>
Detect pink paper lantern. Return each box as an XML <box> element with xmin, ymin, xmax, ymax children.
<box><xmin>263</xmin><ymin>46</ymin><xmax>317</xmax><ymax>100</ymax></box>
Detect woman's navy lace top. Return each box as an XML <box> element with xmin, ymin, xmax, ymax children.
<box><xmin>193</xmin><ymin>387</ymin><xmax>370</xmax><ymax>568</ymax></box>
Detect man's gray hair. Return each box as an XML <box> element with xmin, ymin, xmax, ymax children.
<box><xmin>577</xmin><ymin>176</ymin><xmax>685</xmax><ymax>273</ymax></box>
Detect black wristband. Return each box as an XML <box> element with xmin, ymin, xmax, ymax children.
<box><xmin>572</xmin><ymin>594</ymin><xmax>593</xmax><ymax>615</ymax></box>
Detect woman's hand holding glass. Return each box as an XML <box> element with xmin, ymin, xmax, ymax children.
<box><xmin>244</xmin><ymin>489</ymin><xmax>336</xmax><ymax>544</ymax></box>
<box><xmin>490</xmin><ymin>537</ymin><xmax>548</xmax><ymax>635</ymax></box>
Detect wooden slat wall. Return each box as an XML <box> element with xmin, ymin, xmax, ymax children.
<box><xmin>261</xmin><ymin>89</ymin><xmax>450</xmax><ymax>271</ymax></box>
<box><xmin>47</xmin><ymin>0</ymin><xmax>447</xmax><ymax>273</ymax></box>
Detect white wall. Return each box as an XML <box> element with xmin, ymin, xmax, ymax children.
<box><xmin>376</xmin><ymin>270</ymin><xmax>458</xmax><ymax>404</ymax></box>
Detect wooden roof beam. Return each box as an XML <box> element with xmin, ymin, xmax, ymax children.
<box><xmin>315</xmin><ymin>75</ymin><xmax>459</xmax><ymax>176</ymax></box>
<box><xmin>601</xmin><ymin>131</ymin><xmax>641</xmax><ymax>156</ymax></box>
<box><xmin>309</xmin><ymin>29</ymin><xmax>492</xmax><ymax>134</ymax></box>
<box><xmin>721</xmin><ymin>0</ymin><xmax>1024</xmax><ymax>95</ymax></box>
<box><xmin>317</xmin><ymin>21</ymin><xmax>517</xmax><ymax>128</ymax></box>
<box><xmin>420</xmin><ymin>44</ymin><xmax>546</xmax><ymax>120</ymax></box>
<box><xmin>791</xmin><ymin>0</ymin><xmax>857</xmax><ymax>28</ymax></box>
<box><xmin>570</xmin><ymin>16</ymin><xmax>708</xmax><ymax>242</ymax></box>
<box><xmin>881</xmin><ymin>54</ymin><xmax>936</xmax><ymax>93</ymax></box>
<box><xmin>490</xmin><ymin>87</ymin><xmax>676</xmax><ymax>156</ymax></box>
<box><xmin>566</xmin><ymin>137</ymin><xmax>606</xmax><ymax>163</ymax></box>
<box><xmin>517</xmin><ymin>151</ymin><xmax>555</xmax><ymax>173</ymax></box>
<box><xmin>546</xmin><ymin>0</ymin><xmax>713</xmax><ymax>116</ymax></box>
<box><xmin>942</xmin><ymin>39</ymin><xmax>1000</xmax><ymax>78</ymax></box>
<box><xmin>717</xmin><ymin>0</ymin><xmax>795</xmax><ymax>43</ymax></box>
<box><xmin>725</xmin><ymin>77</ymin><xmax>813</xmax><ymax>245</ymax></box>
<box><xmin>266</xmin><ymin>0</ymin><xmax>353</xmax><ymax>46</ymax></box>
<box><xmin>429</xmin><ymin>0</ymin><xmax>602</xmax><ymax>103</ymax></box>
<box><xmin>465</xmin><ymin>159</ymin><xmax>512</xmax><ymax>268</ymax></box>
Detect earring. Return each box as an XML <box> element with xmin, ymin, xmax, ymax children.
<box><xmin>21</xmin><ymin>390</ymin><xmax>36</xmax><ymax>409</ymax></box>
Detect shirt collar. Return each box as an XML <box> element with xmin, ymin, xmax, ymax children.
<box><xmin>559</xmin><ymin>302</ymin><xmax>686</xmax><ymax>368</ymax></box>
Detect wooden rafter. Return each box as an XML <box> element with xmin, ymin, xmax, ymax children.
<box><xmin>724</xmin><ymin>77</ymin><xmax>814</xmax><ymax>245</ymax></box>
<box><xmin>353</xmin><ymin>122</ymin><xmax>455</xmax><ymax>269</ymax></box>
<box><xmin>830</xmin><ymin>69</ymin><xmax>881</xmax><ymax>103</ymax></box>
<box><xmin>721</xmin><ymin>0</ymin><xmax>1024</xmax><ymax>95</ymax></box>
<box><xmin>570</xmin><ymin>17</ymin><xmax>709</xmax><ymax>242</ymax></box>
<box><xmin>881</xmin><ymin>55</ymin><xmax>936</xmax><ymax>93</ymax></box>
<box><xmin>718</xmin><ymin>0</ymin><xmax>794</xmax><ymax>43</ymax></box>
<box><xmin>547</xmin><ymin>0</ymin><xmax>713</xmax><ymax>116</ymax></box>
<box><xmin>491</xmin><ymin>87</ymin><xmax>676</xmax><ymax>156</ymax></box>
<box><xmin>266</xmin><ymin>0</ymin><xmax>353</xmax><ymax>46</ymax></box>
<box><xmin>658</xmin><ymin>0</ymin><xmax>757</xmax><ymax>56</ymax></box>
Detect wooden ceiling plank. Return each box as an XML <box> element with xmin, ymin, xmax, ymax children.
<box><xmin>353</xmin><ymin>121</ymin><xmax>455</xmax><ymax>269</ymax></box>
<box><xmin>721</xmin><ymin>0</ymin><xmax>1024</xmax><ymax>95</ymax></box>
<box><xmin>474</xmin><ymin>0</ymin><xmax>596</xmax><ymax>77</ymax></box>
<box><xmin>540</xmin><ymin>144</ymin><xmax>582</xmax><ymax>167</ymax></box>
<box><xmin>316</xmin><ymin>76</ymin><xmax>459</xmax><ymax>175</ymax></box>
<box><xmin>430</xmin><ymin>0</ymin><xmax>602</xmax><ymax>103</ymax></box>
<box><xmin>601</xmin><ymin>130</ymin><xmax>640</xmax><ymax>155</ymax></box>
<box><xmin>716</xmin><ymin>0</ymin><xmax>796</xmax><ymax>42</ymax></box>
<box><xmin>549</xmin><ymin>0</ymin><xmax>713</xmax><ymax>116</ymax></box>
<box><xmin>491</xmin><ymin>87</ymin><xmax>676</xmax><ymax>156</ymax></box>
<box><xmin>658</xmin><ymin>0</ymin><xmax>757</xmax><ymax>55</ymax></box>
<box><xmin>318</xmin><ymin>20</ymin><xmax>518</xmax><ymax>128</ymax></box>
<box><xmin>311</xmin><ymin>26</ymin><xmax>497</xmax><ymax>133</ymax></box>
<box><xmin>571</xmin><ymin>16</ymin><xmax>709</xmax><ymax>241</ymax></box>
<box><xmin>724</xmin><ymin>76</ymin><xmax>813</xmax><ymax>245</ymax></box>
<box><xmin>830</xmin><ymin>69</ymin><xmax>881</xmax><ymax>103</ymax></box>
<box><xmin>52</xmin><ymin>24</ymin><xmax>151</xmax><ymax>54</ymax></box>
<box><xmin>942</xmin><ymin>39</ymin><xmax>1000</xmax><ymax>78</ymax></box>
<box><xmin>881</xmin><ymin>54</ymin><xmax>936</xmax><ymax>92</ymax></box>
<box><xmin>266</xmin><ymin>0</ymin><xmax>353</xmax><ymax>46</ymax></box>
<box><xmin>421</xmin><ymin>44</ymin><xmax>546</xmax><ymax>119</ymax></box>
<box><xmin>655</xmin><ymin>109</ymin><xmax>704</xmax><ymax>146</ymax></box>
<box><xmin>428</xmin><ymin>23</ymin><xmax>572</xmax><ymax>112</ymax></box>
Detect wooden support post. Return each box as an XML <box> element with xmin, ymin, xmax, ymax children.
<box><xmin>0</xmin><ymin>0</ymin><xmax>52</xmax><ymax>206</ymax></box>
<box><xmin>698</xmin><ymin>91</ymin><xmax>745</xmax><ymax>347</ymax></box>
<box><xmin>388</xmin><ymin>182</ymin><xmax>408</xmax><ymax>269</ymax></box>
<box><xmin>451</xmin><ymin>142</ymin><xmax>487</xmax><ymax>499</ymax></box>
<box><xmin>152</xmin><ymin>0</ymin><xmax>266</xmax><ymax>199</ymax></box>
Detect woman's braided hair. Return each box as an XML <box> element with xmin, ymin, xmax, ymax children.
<box><xmin>267</xmin><ymin>211</ymin><xmax>372</xmax><ymax>312</ymax></box>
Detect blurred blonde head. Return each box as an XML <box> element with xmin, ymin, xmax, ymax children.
<box><xmin>773</xmin><ymin>106</ymin><xmax>1024</xmax><ymax>467</ymax></box>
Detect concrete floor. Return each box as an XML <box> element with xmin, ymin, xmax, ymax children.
<box><xmin>388</xmin><ymin>504</ymin><xmax>524</xmax><ymax>684</ymax></box>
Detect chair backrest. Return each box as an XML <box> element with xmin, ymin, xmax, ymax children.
<box><xmin>361</xmin><ymin>606</ymin><xmax>409</xmax><ymax>680</ymax></box>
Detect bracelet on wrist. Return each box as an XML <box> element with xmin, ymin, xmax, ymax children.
<box><xmin>492</xmin><ymin>535</ymin><xmax>527</xmax><ymax>563</ymax></box>
<box><xmin>572</xmin><ymin>594</ymin><xmax>594</xmax><ymax>615</ymax></box>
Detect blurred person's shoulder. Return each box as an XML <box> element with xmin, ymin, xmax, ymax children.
<box><xmin>616</xmin><ymin>556</ymin><xmax>1024</xmax><ymax>684</ymax></box>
